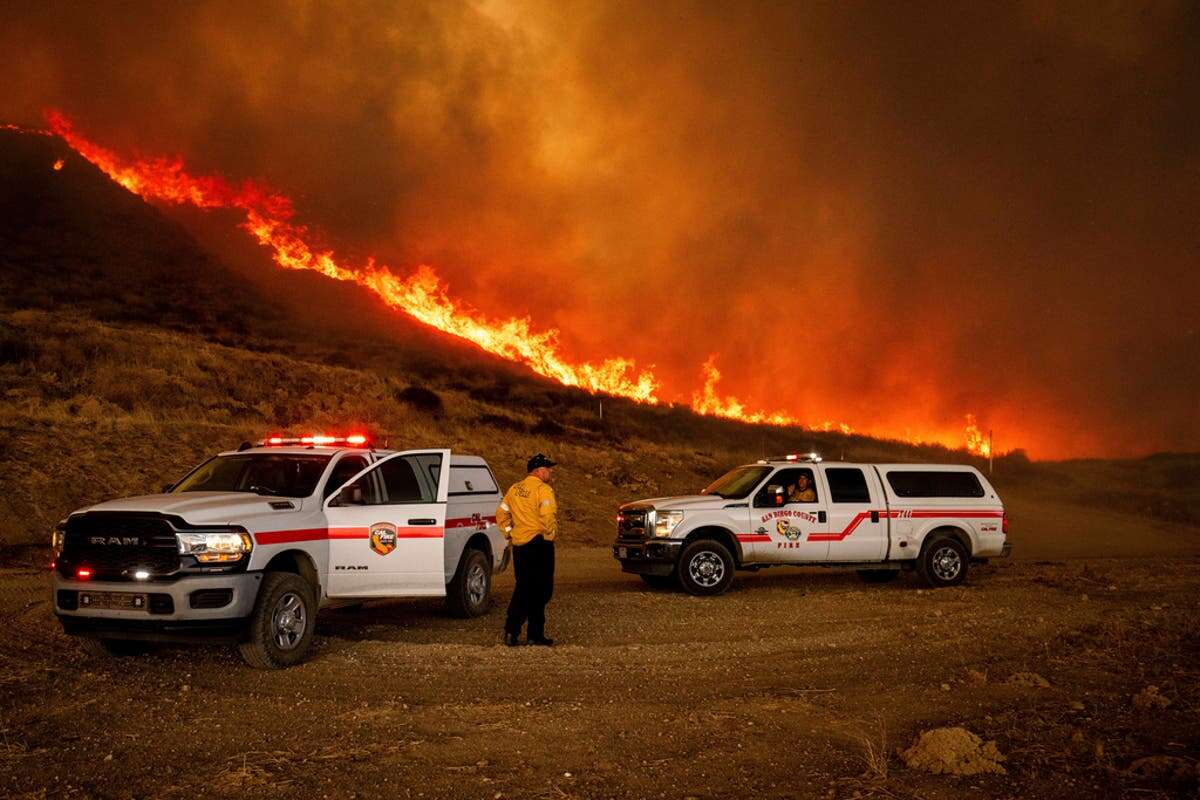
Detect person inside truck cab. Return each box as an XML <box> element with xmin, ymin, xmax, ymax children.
<box><xmin>787</xmin><ymin>473</ymin><xmax>817</xmax><ymax>503</ymax></box>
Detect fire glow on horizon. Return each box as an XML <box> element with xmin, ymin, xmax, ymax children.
<box><xmin>43</xmin><ymin>110</ymin><xmax>992</xmax><ymax>457</ymax></box>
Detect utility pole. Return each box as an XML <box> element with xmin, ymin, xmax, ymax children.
<box><xmin>598</xmin><ymin>398</ymin><xmax>603</xmax><ymax>422</ymax></box>
<box><xmin>988</xmin><ymin>429</ymin><xmax>994</xmax><ymax>476</ymax></box>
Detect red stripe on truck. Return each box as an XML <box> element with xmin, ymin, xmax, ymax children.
<box><xmin>445</xmin><ymin>515</ymin><xmax>497</xmax><ymax>529</ymax></box>
<box><xmin>740</xmin><ymin>509</ymin><xmax>1005</xmax><ymax>544</ymax></box>
<box><xmin>255</xmin><ymin>526</ymin><xmax>445</xmax><ymax>545</ymax></box>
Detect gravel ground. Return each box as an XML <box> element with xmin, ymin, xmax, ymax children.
<box><xmin>1</xmin><ymin>548</ymin><xmax>1197</xmax><ymax>799</ymax></box>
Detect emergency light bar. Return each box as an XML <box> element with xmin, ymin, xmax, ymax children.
<box><xmin>760</xmin><ymin>453</ymin><xmax>823</xmax><ymax>464</ymax></box>
<box><xmin>258</xmin><ymin>433</ymin><xmax>370</xmax><ymax>447</ymax></box>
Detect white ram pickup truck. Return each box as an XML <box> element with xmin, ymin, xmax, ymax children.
<box><xmin>51</xmin><ymin>436</ymin><xmax>508</xmax><ymax>668</ymax></box>
<box><xmin>613</xmin><ymin>455</ymin><xmax>1010</xmax><ymax>595</ymax></box>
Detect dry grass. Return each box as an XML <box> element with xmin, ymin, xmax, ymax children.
<box><xmin>212</xmin><ymin>751</ymin><xmax>296</xmax><ymax>793</ymax></box>
<box><xmin>846</xmin><ymin>715</ymin><xmax>891</xmax><ymax>781</ymax></box>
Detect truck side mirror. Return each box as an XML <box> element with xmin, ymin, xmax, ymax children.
<box><xmin>331</xmin><ymin>483</ymin><xmax>364</xmax><ymax>507</ymax></box>
<box><xmin>754</xmin><ymin>485</ymin><xmax>785</xmax><ymax>508</ymax></box>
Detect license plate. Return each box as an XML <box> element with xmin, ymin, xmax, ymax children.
<box><xmin>79</xmin><ymin>592</ymin><xmax>148</xmax><ymax>611</ymax></box>
<box><xmin>617</xmin><ymin>547</ymin><xmax>627</xmax><ymax>559</ymax></box>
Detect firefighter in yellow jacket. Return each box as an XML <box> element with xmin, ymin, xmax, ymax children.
<box><xmin>496</xmin><ymin>454</ymin><xmax>558</xmax><ymax>646</ymax></box>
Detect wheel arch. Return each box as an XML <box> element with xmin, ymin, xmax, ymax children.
<box><xmin>263</xmin><ymin>549</ymin><xmax>322</xmax><ymax>597</ymax></box>
<box><xmin>464</xmin><ymin>532</ymin><xmax>493</xmax><ymax>563</ymax></box>
<box><xmin>918</xmin><ymin>524</ymin><xmax>974</xmax><ymax>557</ymax></box>
<box><xmin>682</xmin><ymin>525</ymin><xmax>743</xmax><ymax>566</ymax></box>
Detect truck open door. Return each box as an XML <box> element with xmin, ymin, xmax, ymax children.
<box><xmin>323</xmin><ymin>449</ymin><xmax>450</xmax><ymax>597</ymax></box>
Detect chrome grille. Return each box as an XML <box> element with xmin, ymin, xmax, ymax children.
<box><xmin>617</xmin><ymin>508</ymin><xmax>649</xmax><ymax>542</ymax></box>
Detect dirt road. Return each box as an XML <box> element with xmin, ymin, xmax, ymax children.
<box><xmin>2</xmin><ymin>531</ymin><xmax>1198</xmax><ymax>799</ymax></box>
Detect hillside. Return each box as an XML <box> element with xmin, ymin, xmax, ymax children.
<box><xmin>1</xmin><ymin>129</ymin><xmax>1196</xmax><ymax>549</ymax></box>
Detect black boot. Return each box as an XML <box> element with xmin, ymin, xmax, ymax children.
<box><xmin>504</xmin><ymin>632</ymin><xmax>521</xmax><ymax>647</ymax></box>
<box><xmin>528</xmin><ymin>635</ymin><xmax>555</xmax><ymax>647</ymax></box>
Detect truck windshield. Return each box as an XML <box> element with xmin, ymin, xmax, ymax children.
<box><xmin>172</xmin><ymin>454</ymin><xmax>332</xmax><ymax>498</ymax></box>
<box><xmin>702</xmin><ymin>466</ymin><xmax>771</xmax><ymax>499</ymax></box>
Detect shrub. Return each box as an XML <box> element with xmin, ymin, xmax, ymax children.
<box><xmin>531</xmin><ymin>417</ymin><xmax>565</xmax><ymax>437</ymax></box>
<box><xmin>477</xmin><ymin>413</ymin><xmax>528</xmax><ymax>433</ymax></box>
<box><xmin>395</xmin><ymin>385</ymin><xmax>444</xmax><ymax>416</ymax></box>
<box><xmin>470</xmin><ymin>380</ymin><xmax>512</xmax><ymax>404</ymax></box>
<box><xmin>0</xmin><ymin>322</ymin><xmax>36</xmax><ymax>365</ymax></box>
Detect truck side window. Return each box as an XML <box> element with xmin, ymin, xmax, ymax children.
<box><xmin>323</xmin><ymin>456</ymin><xmax>367</xmax><ymax>500</ymax></box>
<box><xmin>824</xmin><ymin>468</ymin><xmax>870</xmax><ymax>503</ymax></box>
<box><xmin>886</xmin><ymin>470</ymin><xmax>985</xmax><ymax>498</ymax></box>
<box><xmin>378</xmin><ymin>456</ymin><xmax>437</xmax><ymax>504</ymax></box>
<box><xmin>755</xmin><ymin>468</ymin><xmax>818</xmax><ymax>506</ymax></box>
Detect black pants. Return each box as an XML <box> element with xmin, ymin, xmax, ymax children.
<box><xmin>505</xmin><ymin>535</ymin><xmax>555</xmax><ymax>639</ymax></box>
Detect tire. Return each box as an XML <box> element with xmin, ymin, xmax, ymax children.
<box><xmin>857</xmin><ymin>569</ymin><xmax>900</xmax><ymax>584</ymax></box>
<box><xmin>79</xmin><ymin>638</ymin><xmax>154</xmax><ymax>658</ymax></box>
<box><xmin>678</xmin><ymin>539</ymin><xmax>735</xmax><ymax>596</ymax></box>
<box><xmin>917</xmin><ymin>535</ymin><xmax>970</xmax><ymax>588</ymax></box>
<box><xmin>446</xmin><ymin>547</ymin><xmax>492</xmax><ymax>618</ymax></box>
<box><xmin>237</xmin><ymin>572</ymin><xmax>316</xmax><ymax>669</ymax></box>
<box><xmin>639</xmin><ymin>573</ymin><xmax>676</xmax><ymax>590</ymax></box>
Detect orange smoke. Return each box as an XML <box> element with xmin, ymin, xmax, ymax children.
<box><xmin>45</xmin><ymin>110</ymin><xmax>996</xmax><ymax>455</ymax></box>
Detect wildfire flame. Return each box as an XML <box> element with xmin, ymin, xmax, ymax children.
<box><xmin>52</xmin><ymin>158</ymin><xmax>64</xmax><ymax>171</ymax></box>
<box><xmin>46</xmin><ymin>111</ymin><xmax>657</xmax><ymax>401</ymax></box>
<box><xmin>693</xmin><ymin>357</ymin><xmax>795</xmax><ymax>425</ymax></box>
<box><xmin>41</xmin><ymin>110</ymin><xmax>1000</xmax><ymax>455</ymax></box>
<box><xmin>964</xmin><ymin>413</ymin><xmax>992</xmax><ymax>457</ymax></box>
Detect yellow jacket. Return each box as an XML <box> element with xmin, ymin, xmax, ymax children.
<box><xmin>496</xmin><ymin>475</ymin><xmax>558</xmax><ymax>546</ymax></box>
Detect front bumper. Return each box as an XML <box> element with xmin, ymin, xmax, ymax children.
<box><xmin>53</xmin><ymin>572</ymin><xmax>263</xmax><ymax>643</ymax></box>
<box><xmin>612</xmin><ymin>539</ymin><xmax>682</xmax><ymax>576</ymax></box>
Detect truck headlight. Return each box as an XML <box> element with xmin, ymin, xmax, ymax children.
<box><xmin>651</xmin><ymin>510</ymin><xmax>684</xmax><ymax>538</ymax></box>
<box><xmin>177</xmin><ymin>531</ymin><xmax>253</xmax><ymax>562</ymax></box>
<box><xmin>51</xmin><ymin>521</ymin><xmax>66</xmax><ymax>560</ymax></box>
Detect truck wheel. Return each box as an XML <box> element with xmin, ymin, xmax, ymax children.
<box><xmin>446</xmin><ymin>547</ymin><xmax>491</xmax><ymax>618</ymax></box>
<box><xmin>639</xmin><ymin>573</ymin><xmax>676</xmax><ymax>590</ymax></box>
<box><xmin>678</xmin><ymin>539</ymin><xmax>735</xmax><ymax>596</ymax></box>
<box><xmin>857</xmin><ymin>569</ymin><xmax>900</xmax><ymax>584</ymax></box>
<box><xmin>238</xmin><ymin>572</ymin><xmax>316</xmax><ymax>669</ymax></box>
<box><xmin>917</xmin><ymin>536</ymin><xmax>970</xmax><ymax>588</ymax></box>
<box><xmin>79</xmin><ymin>638</ymin><xmax>154</xmax><ymax>658</ymax></box>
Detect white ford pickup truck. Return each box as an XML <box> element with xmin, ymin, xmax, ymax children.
<box><xmin>51</xmin><ymin>436</ymin><xmax>508</xmax><ymax>668</ymax></box>
<box><xmin>613</xmin><ymin>455</ymin><xmax>1010</xmax><ymax>595</ymax></box>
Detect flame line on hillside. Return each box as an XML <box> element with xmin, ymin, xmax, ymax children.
<box><xmin>41</xmin><ymin>110</ymin><xmax>994</xmax><ymax>455</ymax></box>
<box><xmin>45</xmin><ymin>110</ymin><xmax>659</xmax><ymax>402</ymax></box>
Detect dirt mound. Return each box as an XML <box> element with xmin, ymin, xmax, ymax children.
<box><xmin>901</xmin><ymin>727</ymin><xmax>1006</xmax><ymax>775</ymax></box>
<box><xmin>1132</xmin><ymin>685</ymin><xmax>1172</xmax><ymax>709</ymax></box>
<box><xmin>1127</xmin><ymin>756</ymin><xmax>1198</xmax><ymax>788</ymax></box>
<box><xmin>965</xmin><ymin>669</ymin><xmax>988</xmax><ymax>686</ymax></box>
<box><xmin>1006</xmin><ymin>671</ymin><xmax>1050</xmax><ymax>688</ymax></box>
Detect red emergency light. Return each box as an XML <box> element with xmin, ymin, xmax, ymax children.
<box><xmin>76</xmin><ymin>567</ymin><xmax>92</xmax><ymax>580</ymax></box>
<box><xmin>259</xmin><ymin>433</ymin><xmax>370</xmax><ymax>448</ymax></box>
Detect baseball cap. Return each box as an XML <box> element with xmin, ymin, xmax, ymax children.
<box><xmin>527</xmin><ymin>453</ymin><xmax>557</xmax><ymax>472</ymax></box>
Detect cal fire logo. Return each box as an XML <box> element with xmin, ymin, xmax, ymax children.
<box><xmin>369</xmin><ymin>522</ymin><xmax>398</xmax><ymax>556</ymax></box>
